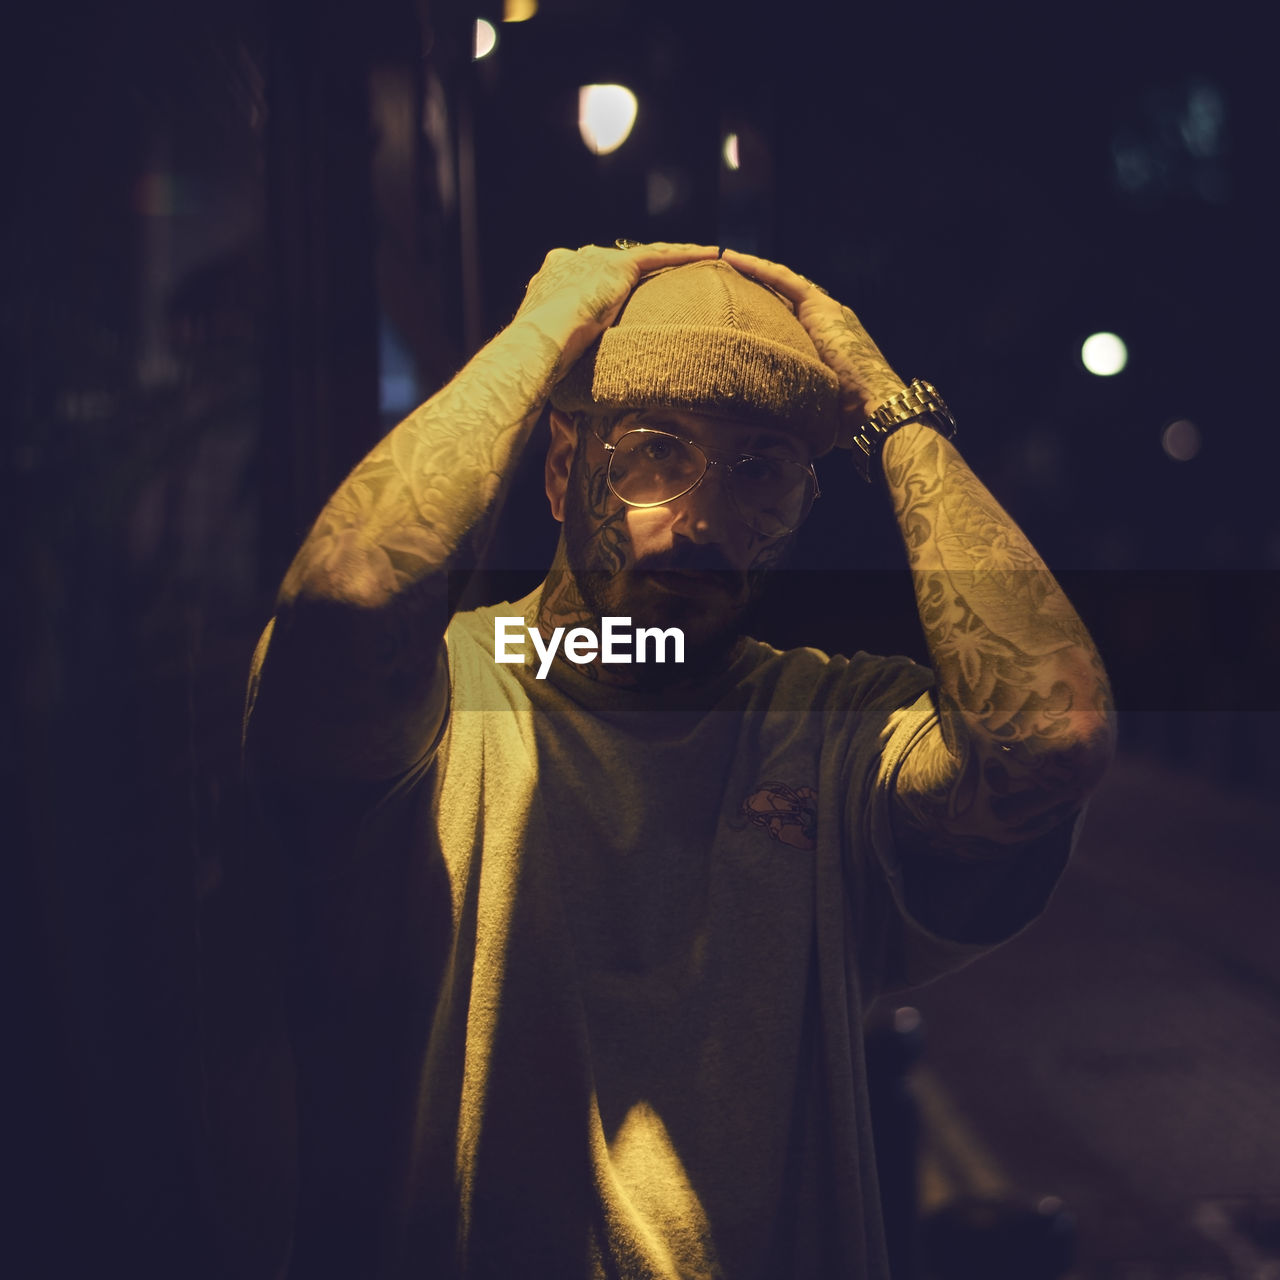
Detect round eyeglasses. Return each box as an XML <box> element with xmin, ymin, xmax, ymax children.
<box><xmin>592</xmin><ymin>426</ymin><xmax>820</xmax><ymax>537</ymax></box>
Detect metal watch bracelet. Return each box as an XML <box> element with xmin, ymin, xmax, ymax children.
<box><xmin>850</xmin><ymin>379</ymin><xmax>957</xmax><ymax>483</ymax></box>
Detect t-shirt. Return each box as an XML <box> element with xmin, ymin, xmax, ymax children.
<box><xmin>245</xmin><ymin>594</ymin><xmax>1077</xmax><ymax>1280</ymax></box>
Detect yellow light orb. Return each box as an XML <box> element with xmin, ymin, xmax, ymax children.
<box><xmin>578</xmin><ymin>85</ymin><xmax>638</xmax><ymax>155</ymax></box>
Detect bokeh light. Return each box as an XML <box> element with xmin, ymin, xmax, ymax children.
<box><xmin>473</xmin><ymin>19</ymin><xmax>497</xmax><ymax>60</ymax></box>
<box><xmin>646</xmin><ymin>170</ymin><xmax>678</xmax><ymax>215</ymax></box>
<box><xmin>1081</xmin><ymin>331</ymin><xmax>1128</xmax><ymax>376</ymax></box>
<box><xmin>1162</xmin><ymin>418</ymin><xmax>1202</xmax><ymax>461</ymax></box>
<box><xmin>578</xmin><ymin>85</ymin><xmax>638</xmax><ymax>155</ymax></box>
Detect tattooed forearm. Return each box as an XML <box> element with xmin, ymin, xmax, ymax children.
<box><xmin>882</xmin><ymin>421</ymin><xmax>1116</xmax><ymax>848</ymax></box>
<box><xmin>281</xmin><ymin>321</ymin><xmax>562</xmax><ymax>610</ymax></box>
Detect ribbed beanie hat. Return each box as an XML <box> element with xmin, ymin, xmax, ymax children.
<box><xmin>550</xmin><ymin>259</ymin><xmax>842</xmax><ymax>456</ymax></box>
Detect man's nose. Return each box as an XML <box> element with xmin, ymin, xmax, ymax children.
<box><xmin>669</xmin><ymin>465</ymin><xmax>735</xmax><ymax>540</ymax></box>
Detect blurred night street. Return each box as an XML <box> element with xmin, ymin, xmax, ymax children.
<box><xmin>903</xmin><ymin>747</ymin><xmax>1280</xmax><ymax>1278</ymax></box>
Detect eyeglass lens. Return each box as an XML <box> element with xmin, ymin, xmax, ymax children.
<box><xmin>608</xmin><ymin>430</ymin><xmax>813</xmax><ymax>536</ymax></box>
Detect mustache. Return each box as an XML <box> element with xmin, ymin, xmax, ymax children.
<box><xmin>634</xmin><ymin>545</ymin><xmax>740</xmax><ymax>576</ymax></box>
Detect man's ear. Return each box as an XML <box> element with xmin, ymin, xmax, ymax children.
<box><xmin>545</xmin><ymin>408</ymin><xmax>578</xmax><ymax>523</ymax></box>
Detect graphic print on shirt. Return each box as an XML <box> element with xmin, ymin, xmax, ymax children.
<box><xmin>741</xmin><ymin>781</ymin><xmax>818</xmax><ymax>850</ymax></box>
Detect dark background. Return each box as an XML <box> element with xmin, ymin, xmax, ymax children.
<box><xmin>6</xmin><ymin>0</ymin><xmax>1277</xmax><ymax>1275</ymax></box>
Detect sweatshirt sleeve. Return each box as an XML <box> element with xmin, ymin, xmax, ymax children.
<box><xmin>843</xmin><ymin>668</ymin><xmax>1079</xmax><ymax>996</ymax></box>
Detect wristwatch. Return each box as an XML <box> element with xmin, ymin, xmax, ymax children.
<box><xmin>850</xmin><ymin>379</ymin><xmax>957</xmax><ymax>482</ymax></box>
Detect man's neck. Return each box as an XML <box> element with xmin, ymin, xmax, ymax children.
<box><xmin>528</xmin><ymin>546</ymin><xmax>637</xmax><ymax>687</ymax></box>
<box><xmin>527</xmin><ymin>546</ymin><xmax>742</xmax><ymax>691</ymax></box>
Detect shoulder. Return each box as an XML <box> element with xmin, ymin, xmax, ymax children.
<box><xmin>445</xmin><ymin>599</ymin><xmax>512</xmax><ymax>649</ymax></box>
<box><xmin>740</xmin><ymin>636</ymin><xmax>933</xmax><ymax>717</ymax></box>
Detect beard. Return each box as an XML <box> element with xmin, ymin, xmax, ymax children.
<box><xmin>561</xmin><ymin>451</ymin><xmax>782</xmax><ymax>683</ymax></box>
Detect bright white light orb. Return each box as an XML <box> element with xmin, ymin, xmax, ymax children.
<box><xmin>473</xmin><ymin>19</ymin><xmax>497</xmax><ymax>59</ymax></box>
<box><xmin>578</xmin><ymin>85</ymin><xmax>638</xmax><ymax>155</ymax></box>
<box><xmin>1081</xmin><ymin>331</ymin><xmax>1128</xmax><ymax>376</ymax></box>
<box><xmin>1162</xmin><ymin>418</ymin><xmax>1201</xmax><ymax>461</ymax></box>
<box><xmin>722</xmin><ymin>133</ymin><xmax>741</xmax><ymax>171</ymax></box>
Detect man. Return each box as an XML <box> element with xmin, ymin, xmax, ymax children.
<box><xmin>243</xmin><ymin>242</ymin><xmax>1115</xmax><ymax>1278</ymax></box>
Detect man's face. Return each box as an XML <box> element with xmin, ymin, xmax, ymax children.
<box><xmin>550</xmin><ymin>407</ymin><xmax>809</xmax><ymax>670</ymax></box>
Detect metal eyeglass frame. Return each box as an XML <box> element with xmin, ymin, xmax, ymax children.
<box><xmin>590</xmin><ymin>424</ymin><xmax>821</xmax><ymax>537</ymax></box>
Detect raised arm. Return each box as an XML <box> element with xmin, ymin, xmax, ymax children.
<box><xmin>249</xmin><ymin>242</ymin><xmax>718</xmax><ymax>779</ymax></box>
<box><xmin>876</xmin><ymin>421</ymin><xmax>1115</xmax><ymax>850</ymax></box>
<box><xmin>721</xmin><ymin>248</ymin><xmax>1117</xmax><ymax>854</ymax></box>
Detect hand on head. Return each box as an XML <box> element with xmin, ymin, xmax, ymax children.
<box><xmin>719</xmin><ymin>249</ymin><xmax>907</xmax><ymax>430</ymax></box>
<box><xmin>515</xmin><ymin>242</ymin><xmax>720</xmax><ymax>371</ymax></box>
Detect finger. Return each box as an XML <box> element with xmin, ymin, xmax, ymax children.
<box><xmin>631</xmin><ymin>241</ymin><xmax>720</xmax><ymax>254</ymax></box>
<box><xmin>621</xmin><ymin>241</ymin><xmax>721</xmax><ymax>272</ymax></box>
<box><xmin>719</xmin><ymin>249</ymin><xmax>815</xmax><ymax>304</ymax></box>
<box><xmin>720</xmin><ymin>248</ymin><xmax>805</xmax><ymax>295</ymax></box>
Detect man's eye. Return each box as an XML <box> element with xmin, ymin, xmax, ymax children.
<box><xmin>640</xmin><ymin>438</ymin><xmax>675</xmax><ymax>462</ymax></box>
<box><xmin>736</xmin><ymin>457</ymin><xmax>782</xmax><ymax>482</ymax></box>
